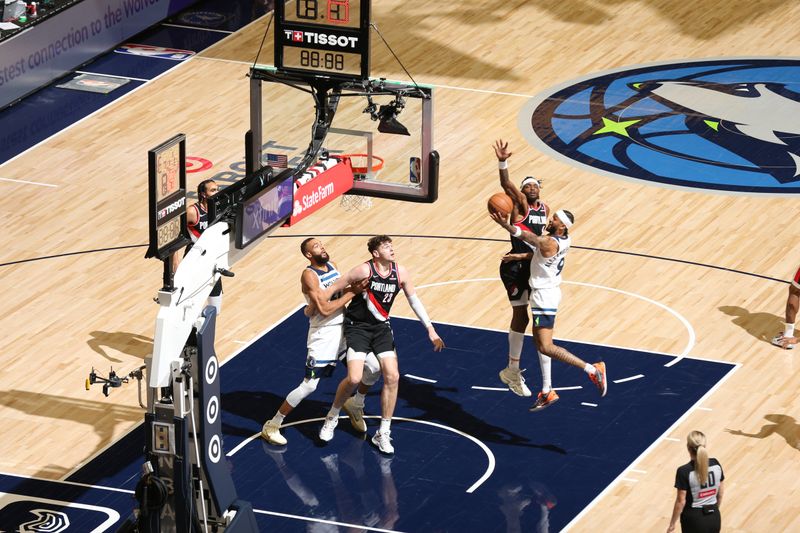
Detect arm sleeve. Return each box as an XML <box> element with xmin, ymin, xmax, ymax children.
<box><xmin>407</xmin><ymin>293</ymin><xmax>432</xmax><ymax>328</ymax></box>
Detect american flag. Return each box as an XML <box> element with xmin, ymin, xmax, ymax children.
<box><xmin>266</xmin><ymin>153</ymin><xmax>288</xmax><ymax>168</ymax></box>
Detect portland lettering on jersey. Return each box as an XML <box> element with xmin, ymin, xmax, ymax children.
<box><xmin>511</xmin><ymin>202</ymin><xmax>548</xmax><ymax>254</ymax></box>
<box><xmin>346</xmin><ymin>261</ymin><xmax>401</xmax><ymax>323</ymax></box>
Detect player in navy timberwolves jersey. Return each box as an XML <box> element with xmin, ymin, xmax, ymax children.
<box><xmin>493</xmin><ymin>140</ymin><xmax>550</xmax><ymax>399</ymax></box>
<box><xmin>318</xmin><ymin>235</ymin><xmax>445</xmax><ymax>455</ymax></box>
<box><xmin>177</xmin><ymin>179</ymin><xmax>224</xmax><ymax>314</ymax></box>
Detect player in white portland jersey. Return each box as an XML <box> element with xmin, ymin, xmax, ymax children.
<box><xmin>261</xmin><ymin>238</ymin><xmax>381</xmax><ymax>446</ymax></box>
<box><xmin>491</xmin><ymin>209</ymin><xmax>608</xmax><ymax>410</ymax></box>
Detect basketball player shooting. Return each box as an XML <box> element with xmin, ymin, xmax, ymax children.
<box><xmin>492</xmin><ymin>139</ymin><xmax>550</xmax><ymax>399</ymax></box>
<box><xmin>490</xmin><ymin>210</ymin><xmax>608</xmax><ymax>409</ymax></box>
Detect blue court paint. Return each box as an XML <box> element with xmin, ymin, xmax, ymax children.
<box><xmin>0</xmin><ymin>80</ymin><xmax>146</xmax><ymax>165</ymax></box>
<box><xmin>61</xmin><ymin>309</ymin><xmax>735</xmax><ymax>532</ymax></box>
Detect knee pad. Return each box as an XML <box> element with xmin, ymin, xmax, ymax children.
<box><xmin>361</xmin><ymin>353</ymin><xmax>381</xmax><ymax>386</ymax></box>
<box><xmin>286</xmin><ymin>378</ymin><xmax>319</xmax><ymax>407</ymax></box>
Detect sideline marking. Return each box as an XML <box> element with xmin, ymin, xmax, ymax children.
<box><xmin>0</xmin><ymin>177</ymin><xmax>58</xmax><ymax>187</ymax></box>
<box><xmin>253</xmin><ymin>509</ymin><xmax>405</xmax><ymax>533</ymax></box>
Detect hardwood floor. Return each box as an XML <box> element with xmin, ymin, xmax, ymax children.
<box><xmin>2</xmin><ymin>1</ymin><xmax>800</xmax><ymax>530</ymax></box>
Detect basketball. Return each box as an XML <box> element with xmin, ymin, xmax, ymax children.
<box><xmin>487</xmin><ymin>192</ymin><xmax>513</xmax><ymax>216</ymax></box>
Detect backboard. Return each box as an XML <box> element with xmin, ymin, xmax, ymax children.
<box><xmin>248</xmin><ymin>66</ymin><xmax>438</xmax><ymax>204</ymax></box>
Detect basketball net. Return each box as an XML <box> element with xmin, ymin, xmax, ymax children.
<box><xmin>339</xmin><ymin>154</ymin><xmax>383</xmax><ymax>212</ymax></box>
<box><xmin>339</xmin><ymin>193</ymin><xmax>373</xmax><ymax>211</ymax></box>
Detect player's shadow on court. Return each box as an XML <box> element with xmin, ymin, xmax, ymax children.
<box><xmin>718</xmin><ymin>306</ymin><xmax>783</xmax><ymax>344</ymax></box>
<box><xmin>726</xmin><ymin>414</ymin><xmax>800</xmax><ymax>451</ymax></box>
<box><xmin>398</xmin><ymin>378</ymin><xmax>566</xmax><ymax>454</ymax></box>
<box><xmin>381</xmin><ymin>5</ymin><xmax>522</xmax><ymax>81</ymax></box>
<box><xmin>0</xmin><ymin>389</ymin><xmax>142</xmax><ymax>478</ymax></box>
<box><xmin>220</xmin><ymin>389</ymin><xmax>369</xmax><ymax>445</ymax></box>
<box><xmin>520</xmin><ymin>0</ymin><xmax>792</xmax><ymax>40</ymax></box>
<box><xmin>87</xmin><ymin>331</ymin><xmax>153</xmax><ymax>363</ymax></box>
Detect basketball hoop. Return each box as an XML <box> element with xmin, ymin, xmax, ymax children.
<box><xmin>338</xmin><ymin>154</ymin><xmax>384</xmax><ymax>212</ymax></box>
<box><xmin>339</xmin><ymin>153</ymin><xmax>384</xmax><ymax>180</ymax></box>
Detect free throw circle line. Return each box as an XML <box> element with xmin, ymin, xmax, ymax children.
<box><xmin>415</xmin><ymin>278</ymin><xmax>694</xmax><ymax>366</ymax></box>
<box><xmin>228</xmin><ymin>416</ymin><xmax>495</xmax><ymax>493</ymax></box>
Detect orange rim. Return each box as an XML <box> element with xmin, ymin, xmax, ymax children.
<box><xmin>338</xmin><ymin>153</ymin><xmax>385</xmax><ymax>174</ymax></box>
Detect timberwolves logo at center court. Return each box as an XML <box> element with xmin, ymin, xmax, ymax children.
<box><xmin>521</xmin><ymin>58</ymin><xmax>800</xmax><ymax>194</ymax></box>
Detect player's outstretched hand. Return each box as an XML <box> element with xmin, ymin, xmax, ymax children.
<box><xmin>493</xmin><ymin>139</ymin><xmax>512</xmax><ymax>162</ymax></box>
<box><xmin>780</xmin><ymin>336</ymin><xmax>798</xmax><ymax>348</ymax></box>
<box><xmin>304</xmin><ymin>304</ymin><xmax>317</xmax><ymax>317</ymax></box>
<box><xmin>347</xmin><ymin>277</ymin><xmax>370</xmax><ymax>295</ymax></box>
<box><xmin>429</xmin><ymin>329</ymin><xmax>445</xmax><ymax>352</ymax></box>
<box><xmin>490</xmin><ymin>211</ymin><xmax>510</xmax><ymax>228</ymax></box>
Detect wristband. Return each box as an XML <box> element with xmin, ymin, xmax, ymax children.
<box><xmin>513</xmin><ymin>226</ymin><xmax>522</xmax><ymax>238</ymax></box>
<box><xmin>498</xmin><ymin>160</ymin><xmax>508</xmax><ymax>170</ymax></box>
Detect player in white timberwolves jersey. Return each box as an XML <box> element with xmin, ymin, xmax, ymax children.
<box><xmin>261</xmin><ymin>238</ymin><xmax>381</xmax><ymax>445</ymax></box>
<box><xmin>490</xmin><ymin>209</ymin><xmax>608</xmax><ymax>410</ymax></box>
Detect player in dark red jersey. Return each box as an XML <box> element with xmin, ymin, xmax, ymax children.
<box><xmin>172</xmin><ymin>179</ymin><xmax>223</xmax><ymax>314</ymax></box>
<box><xmin>493</xmin><ymin>140</ymin><xmax>551</xmax><ymax>399</ymax></box>
<box><xmin>772</xmin><ymin>265</ymin><xmax>800</xmax><ymax>349</ymax></box>
<box><xmin>318</xmin><ymin>235</ymin><xmax>445</xmax><ymax>454</ymax></box>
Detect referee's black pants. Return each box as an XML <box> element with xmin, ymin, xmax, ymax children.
<box><xmin>680</xmin><ymin>506</ymin><xmax>720</xmax><ymax>533</ymax></box>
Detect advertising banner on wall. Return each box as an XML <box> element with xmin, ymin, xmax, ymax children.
<box><xmin>0</xmin><ymin>0</ymin><xmax>197</xmax><ymax>108</ymax></box>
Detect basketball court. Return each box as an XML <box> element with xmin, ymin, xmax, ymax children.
<box><xmin>2</xmin><ymin>0</ymin><xmax>800</xmax><ymax>531</ymax></box>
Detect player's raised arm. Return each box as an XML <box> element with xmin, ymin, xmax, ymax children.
<box><xmin>397</xmin><ymin>264</ymin><xmax>445</xmax><ymax>352</ymax></box>
<box><xmin>493</xmin><ymin>139</ymin><xmax>528</xmax><ymax>218</ymax></box>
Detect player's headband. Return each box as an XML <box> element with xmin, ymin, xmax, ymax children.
<box><xmin>520</xmin><ymin>177</ymin><xmax>540</xmax><ymax>188</ymax></box>
<box><xmin>555</xmin><ymin>209</ymin><xmax>573</xmax><ymax>228</ymax></box>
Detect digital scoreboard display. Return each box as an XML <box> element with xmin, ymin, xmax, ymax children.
<box><xmin>281</xmin><ymin>47</ymin><xmax>363</xmax><ymax>77</ymax></box>
<box><xmin>236</xmin><ymin>176</ymin><xmax>294</xmax><ymax>249</ymax></box>
<box><xmin>284</xmin><ymin>0</ymin><xmax>362</xmax><ymax>28</ymax></box>
<box><xmin>146</xmin><ymin>134</ymin><xmax>189</xmax><ymax>260</ymax></box>
<box><xmin>275</xmin><ymin>0</ymin><xmax>370</xmax><ymax>80</ymax></box>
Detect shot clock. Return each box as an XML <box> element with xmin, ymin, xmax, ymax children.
<box><xmin>146</xmin><ymin>134</ymin><xmax>190</xmax><ymax>260</ymax></box>
<box><xmin>275</xmin><ymin>0</ymin><xmax>370</xmax><ymax>80</ymax></box>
